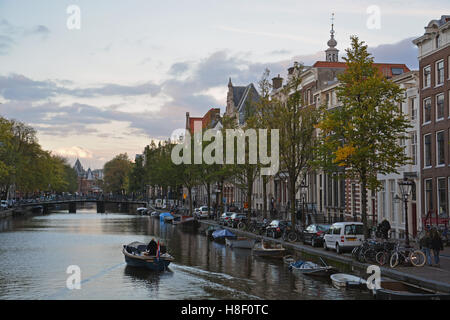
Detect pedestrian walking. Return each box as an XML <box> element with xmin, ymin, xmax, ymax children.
<box><xmin>420</xmin><ymin>230</ymin><xmax>433</xmax><ymax>266</ymax></box>
<box><xmin>430</xmin><ymin>228</ymin><xmax>444</xmax><ymax>267</ymax></box>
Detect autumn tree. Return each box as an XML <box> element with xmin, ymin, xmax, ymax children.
<box><xmin>102</xmin><ymin>153</ymin><xmax>132</xmax><ymax>194</ymax></box>
<box><xmin>315</xmin><ymin>36</ymin><xmax>410</xmax><ymax>238</ymax></box>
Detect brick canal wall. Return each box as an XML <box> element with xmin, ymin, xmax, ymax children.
<box><xmin>199</xmin><ymin>220</ymin><xmax>450</xmax><ymax>294</ymax></box>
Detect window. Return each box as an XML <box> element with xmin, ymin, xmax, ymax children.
<box><xmin>392</xmin><ymin>68</ymin><xmax>404</xmax><ymax>76</ymax></box>
<box><xmin>437</xmin><ymin>131</ymin><xmax>445</xmax><ymax>166</ymax></box>
<box><xmin>345</xmin><ymin>224</ymin><xmax>364</xmax><ymax>235</ymax></box>
<box><xmin>424</xmin><ymin>134</ymin><xmax>432</xmax><ymax>167</ymax></box>
<box><xmin>437</xmin><ymin>60</ymin><xmax>444</xmax><ymax>85</ymax></box>
<box><xmin>410</xmin><ymin>97</ymin><xmax>417</xmax><ymax>121</ymax></box>
<box><xmin>339</xmin><ymin>178</ymin><xmax>345</xmax><ymax>208</ymax></box>
<box><xmin>410</xmin><ymin>132</ymin><xmax>417</xmax><ymax>165</ymax></box>
<box><xmin>423</xmin><ymin>66</ymin><xmax>431</xmax><ymax>88</ymax></box>
<box><xmin>436</xmin><ymin>35</ymin><xmax>441</xmax><ymax>49</ymax></box>
<box><xmin>436</xmin><ymin>94</ymin><xmax>445</xmax><ymax>120</ymax></box>
<box><xmin>438</xmin><ymin>178</ymin><xmax>447</xmax><ymax>217</ymax></box>
<box><xmin>425</xmin><ymin>179</ymin><xmax>433</xmax><ymax>215</ymax></box>
<box><xmin>423</xmin><ymin>98</ymin><xmax>431</xmax><ymax>123</ymax></box>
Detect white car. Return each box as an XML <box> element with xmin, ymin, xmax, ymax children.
<box><xmin>323</xmin><ymin>222</ymin><xmax>364</xmax><ymax>254</ymax></box>
<box><xmin>1</xmin><ymin>200</ymin><xmax>8</xmax><ymax>209</ymax></box>
<box><xmin>197</xmin><ymin>206</ymin><xmax>212</xmax><ymax>219</ymax></box>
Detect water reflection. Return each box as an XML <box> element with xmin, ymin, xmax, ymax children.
<box><xmin>0</xmin><ymin>209</ymin><xmax>372</xmax><ymax>300</ymax></box>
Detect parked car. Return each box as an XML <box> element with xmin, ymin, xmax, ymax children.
<box><xmin>1</xmin><ymin>200</ymin><xmax>8</xmax><ymax>210</ymax></box>
<box><xmin>301</xmin><ymin>224</ymin><xmax>331</xmax><ymax>247</ymax></box>
<box><xmin>195</xmin><ymin>206</ymin><xmax>212</xmax><ymax>219</ymax></box>
<box><xmin>228</xmin><ymin>213</ymin><xmax>248</xmax><ymax>228</ymax></box>
<box><xmin>323</xmin><ymin>222</ymin><xmax>364</xmax><ymax>254</ymax></box>
<box><xmin>265</xmin><ymin>220</ymin><xmax>292</xmax><ymax>238</ymax></box>
<box><xmin>219</xmin><ymin>212</ymin><xmax>234</xmax><ymax>225</ymax></box>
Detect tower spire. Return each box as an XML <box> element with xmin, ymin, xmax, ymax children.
<box><xmin>325</xmin><ymin>13</ymin><xmax>339</xmax><ymax>62</ymax></box>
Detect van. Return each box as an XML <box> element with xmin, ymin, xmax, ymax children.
<box><xmin>323</xmin><ymin>222</ymin><xmax>364</xmax><ymax>254</ymax></box>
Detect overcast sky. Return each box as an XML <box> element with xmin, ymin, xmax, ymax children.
<box><xmin>0</xmin><ymin>0</ymin><xmax>449</xmax><ymax>169</ymax></box>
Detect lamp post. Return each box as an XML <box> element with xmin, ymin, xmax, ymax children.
<box><xmin>300</xmin><ymin>179</ymin><xmax>308</xmax><ymax>227</ymax></box>
<box><xmin>397</xmin><ymin>177</ymin><xmax>413</xmax><ymax>247</ymax></box>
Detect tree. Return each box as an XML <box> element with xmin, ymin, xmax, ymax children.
<box><xmin>315</xmin><ymin>36</ymin><xmax>411</xmax><ymax>238</ymax></box>
<box><xmin>259</xmin><ymin>66</ymin><xmax>321</xmax><ymax>225</ymax></box>
<box><xmin>102</xmin><ymin>153</ymin><xmax>132</xmax><ymax>194</ymax></box>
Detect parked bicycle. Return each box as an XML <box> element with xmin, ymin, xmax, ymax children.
<box><xmin>389</xmin><ymin>243</ymin><xmax>426</xmax><ymax>268</ymax></box>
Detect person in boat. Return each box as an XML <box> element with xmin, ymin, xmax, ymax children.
<box><xmin>420</xmin><ymin>230</ymin><xmax>433</xmax><ymax>266</ymax></box>
<box><xmin>430</xmin><ymin>228</ymin><xmax>444</xmax><ymax>267</ymax></box>
<box><xmin>147</xmin><ymin>238</ymin><xmax>157</xmax><ymax>256</ymax></box>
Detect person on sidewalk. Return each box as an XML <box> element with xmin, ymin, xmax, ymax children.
<box><xmin>420</xmin><ymin>230</ymin><xmax>433</xmax><ymax>266</ymax></box>
<box><xmin>430</xmin><ymin>228</ymin><xmax>444</xmax><ymax>267</ymax></box>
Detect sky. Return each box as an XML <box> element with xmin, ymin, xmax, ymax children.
<box><xmin>0</xmin><ymin>0</ymin><xmax>449</xmax><ymax>169</ymax></box>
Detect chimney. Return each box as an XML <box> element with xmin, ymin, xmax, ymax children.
<box><xmin>272</xmin><ymin>74</ymin><xmax>283</xmax><ymax>89</ymax></box>
<box><xmin>185</xmin><ymin>112</ymin><xmax>190</xmax><ymax>130</ymax></box>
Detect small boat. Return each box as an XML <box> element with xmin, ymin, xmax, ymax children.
<box><xmin>226</xmin><ymin>237</ymin><xmax>256</xmax><ymax>249</ymax></box>
<box><xmin>212</xmin><ymin>229</ymin><xmax>236</xmax><ymax>243</ymax></box>
<box><xmin>205</xmin><ymin>225</ymin><xmax>221</xmax><ymax>238</ymax></box>
<box><xmin>136</xmin><ymin>207</ymin><xmax>149</xmax><ymax>215</ymax></box>
<box><xmin>252</xmin><ymin>240</ymin><xmax>286</xmax><ymax>258</ymax></box>
<box><xmin>159</xmin><ymin>212</ymin><xmax>173</xmax><ymax>223</ymax></box>
<box><xmin>283</xmin><ymin>255</ymin><xmax>296</xmax><ymax>265</ymax></box>
<box><xmin>331</xmin><ymin>273</ymin><xmax>367</xmax><ymax>289</ymax></box>
<box><xmin>373</xmin><ymin>280</ymin><xmax>450</xmax><ymax>300</ymax></box>
<box><xmin>289</xmin><ymin>260</ymin><xmax>336</xmax><ymax>277</ymax></box>
<box><xmin>150</xmin><ymin>211</ymin><xmax>160</xmax><ymax>218</ymax></box>
<box><xmin>122</xmin><ymin>241</ymin><xmax>174</xmax><ymax>271</ymax></box>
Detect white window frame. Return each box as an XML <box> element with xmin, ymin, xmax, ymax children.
<box><xmin>436</xmin><ymin>59</ymin><xmax>444</xmax><ymax>86</ymax></box>
<box><xmin>437</xmin><ymin>177</ymin><xmax>447</xmax><ymax>217</ymax></box>
<box><xmin>436</xmin><ymin>93</ymin><xmax>445</xmax><ymax>121</ymax></box>
<box><xmin>423</xmin><ymin>97</ymin><xmax>432</xmax><ymax>125</ymax></box>
<box><xmin>424</xmin><ymin>133</ymin><xmax>432</xmax><ymax>169</ymax></box>
<box><xmin>425</xmin><ymin>178</ymin><xmax>433</xmax><ymax>215</ymax></box>
<box><xmin>423</xmin><ymin>65</ymin><xmax>431</xmax><ymax>89</ymax></box>
<box><xmin>410</xmin><ymin>132</ymin><xmax>417</xmax><ymax>166</ymax></box>
<box><xmin>436</xmin><ymin>130</ymin><xmax>445</xmax><ymax>167</ymax></box>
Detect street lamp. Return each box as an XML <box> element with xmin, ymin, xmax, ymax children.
<box><xmin>300</xmin><ymin>179</ymin><xmax>308</xmax><ymax>227</ymax></box>
<box><xmin>396</xmin><ymin>177</ymin><xmax>413</xmax><ymax>247</ymax></box>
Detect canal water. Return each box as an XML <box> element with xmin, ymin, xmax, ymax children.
<box><xmin>0</xmin><ymin>208</ymin><xmax>372</xmax><ymax>300</ymax></box>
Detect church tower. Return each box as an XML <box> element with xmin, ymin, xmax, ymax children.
<box><xmin>325</xmin><ymin>13</ymin><xmax>339</xmax><ymax>62</ymax></box>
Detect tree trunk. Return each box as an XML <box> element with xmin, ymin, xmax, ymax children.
<box><xmin>207</xmin><ymin>182</ymin><xmax>211</xmax><ymax>218</ymax></box>
<box><xmin>290</xmin><ymin>176</ymin><xmax>296</xmax><ymax>226</ymax></box>
<box><xmin>188</xmin><ymin>186</ymin><xmax>193</xmax><ymax>216</ymax></box>
<box><xmin>262</xmin><ymin>176</ymin><xmax>267</xmax><ymax>219</ymax></box>
<box><xmin>247</xmin><ymin>178</ymin><xmax>253</xmax><ymax>221</ymax></box>
<box><xmin>360</xmin><ymin>174</ymin><xmax>369</xmax><ymax>239</ymax></box>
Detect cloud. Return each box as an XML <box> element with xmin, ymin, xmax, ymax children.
<box><xmin>368</xmin><ymin>37</ymin><xmax>419</xmax><ymax>70</ymax></box>
<box><xmin>54</xmin><ymin>146</ymin><xmax>94</xmax><ymax>159</ymax></box>
<box><xmin>0</xmin><ymin>19</ymin><xmax>51</xmax><ymax>55</ymax></box>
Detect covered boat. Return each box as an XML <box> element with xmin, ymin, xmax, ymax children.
<box><xmin>212</xmin><ymin>229</ymin><xmax>236</xmax><ymax>243</ymax></box>
<box><xmin>283</xmin><ymin>255</ymin><xmax>296</xmax><ymax>265</ymax></box>
<box><xmin>252</xmin><ymin>240</ymin><xmax>286</xmax><ymax>258</ymax></box>
<box><xmin>136</xmin><ymin>207</ymin><xmax>149</xmax><ymax>215</ymax></box>
<box><xmin>172</xmin><ymin>215</ymin><xmax>196</xmax><ymax>226</ymax></box>
<box><xmin>205</xmin><ymin>225</ymin><xmax>221</xmax><ymax>239</ymax></box>
<box><xmin>331</xmin><ymin>273</ymin><xmax>367</xmax><ymax>289</ymax></box>
<box><xmin>122</xmin><ymin>241</ymin><xmax>174</xmax><ymax>271</ymax></box>
<box><xmin>150</xmin><ymin>211</ymin><xmax>160</xmax><ymax>217</ymax></box>
<box><xmin>373</xmin><ymin>280</ymin><xmax>450</xmax><ymax>300</ymax></box>
<box><xmin>225</xmin><ymin>237</ymin><xmax>256</xmax><ymax>249</ymax></box>
<box><xmin>289</xmin><ymin>260</ymin><xmax>336</xmax><ymax>277</ymax></box>
<box><xmin>159</xmin><ymin>212</ymin><xmax>173</xmax><ymax>223</ymax></box>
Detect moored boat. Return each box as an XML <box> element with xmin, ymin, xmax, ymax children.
<box><xmin>136</xmin><ymin>207</ymin><xmax>149</xmax><ymax>215</ymax></box>
<box><xmin>172</xmin><ymin>215</ymin><xmax>196</xmax><ymax>226</ymax></box>
<box><xmin>211</xmin><ymin>229</ymin><xmax>236</xmax><ymax>243</ymax></box>
<box><xmin>225</xmin><ymin>237</ymin><xmax>256</xmax><ymax>249</ymax></box>
<box><xmin>289</xmin><ymin>260</ymin><xmax>336</xmax><ymax>277</ymax></box>
<box><xmin>331</xmin><ymin>273</ymin><xmax>367</xmax><ymax>289</ymax></box>
<box><xmin>122</xmin><ymin>241</ymin><xmax>174</xmax><ymax>271</ymax></box>
<box><xmin>159</xmin><ymin>212</ymin><xmax>173</xmax><ymax>223</ymax></box>
<box><xmin>150</xmin><ymin>211</ymin><xmax>160</xmax><ymax>218</ymax></box>
<box><xmin>252</xmin><ymin>240</ymin><xmax>286</xmax><ymax>258</ymax></box>
<box><xmin>205</xmin><ymin>225</ymin><xmax>221</xmax><ymax>239</ymax></box>
<box><xmin>283</xmin><ymin>255</ymin><xmax>296</xmax><ymax>265</ymax></box>
<box><xmin>373</xmin><ymin>280</ymin><xmax>450</xmax><ymax>300</ymax></box>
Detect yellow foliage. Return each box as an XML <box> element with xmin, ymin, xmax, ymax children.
<box><xmin>333</xmin><ymin>144</ymin><xmax>355</xmax><ymax>165</ymax></box>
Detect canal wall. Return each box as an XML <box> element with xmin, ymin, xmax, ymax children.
<box><xmin>0</xmin><ymin>209</ymin><xmax>15</xmax><ymax>219</ymax></box>
<box><xmin>199</xmin><ymin>220</ymin><xmax>450</xmax><ymax>294</ymax></box>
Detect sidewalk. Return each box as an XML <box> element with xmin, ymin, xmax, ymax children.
<box><xmin>199</xmin><ymin>219</ymin><xmax>450</xmax><ymax>293</ymax></box>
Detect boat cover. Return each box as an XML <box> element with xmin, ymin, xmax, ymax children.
<box><xmin>159</xmin><ymin>212</ymin><xmax>173</xmax><ymax>222</ymax></box>
<box><xmin>212</xmin><ymin>229</ymin><xmax>236</xmax><ymax>239</ymax></box>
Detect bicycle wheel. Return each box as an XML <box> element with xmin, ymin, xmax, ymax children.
<box><xmin>375</xmin><ymin>251</ymin><xmax>388</xmax><ymax>266</ymax></box>
<box><xmin>409</xmin><ymin>250</ymin><xmax>426</xmax><ymax>267</ymax></box>
<box><xmin>363</xmin><ymin>249</ymin><xmax>377</xmax><ymax>263</ymax></box>
<box><xmin>390</xmin><ymin>252</ymin><xmax>399</xmax><ymax>268</ymax></box>
<box><xmin>288</xmin><ymin>232</ymin><xmax>298</xmax><ymax>243</ymax></box>
<box><xmin>237</xmin><ymin>222</ymin><xmax>245</xmax><ymax>230</ymax></box>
